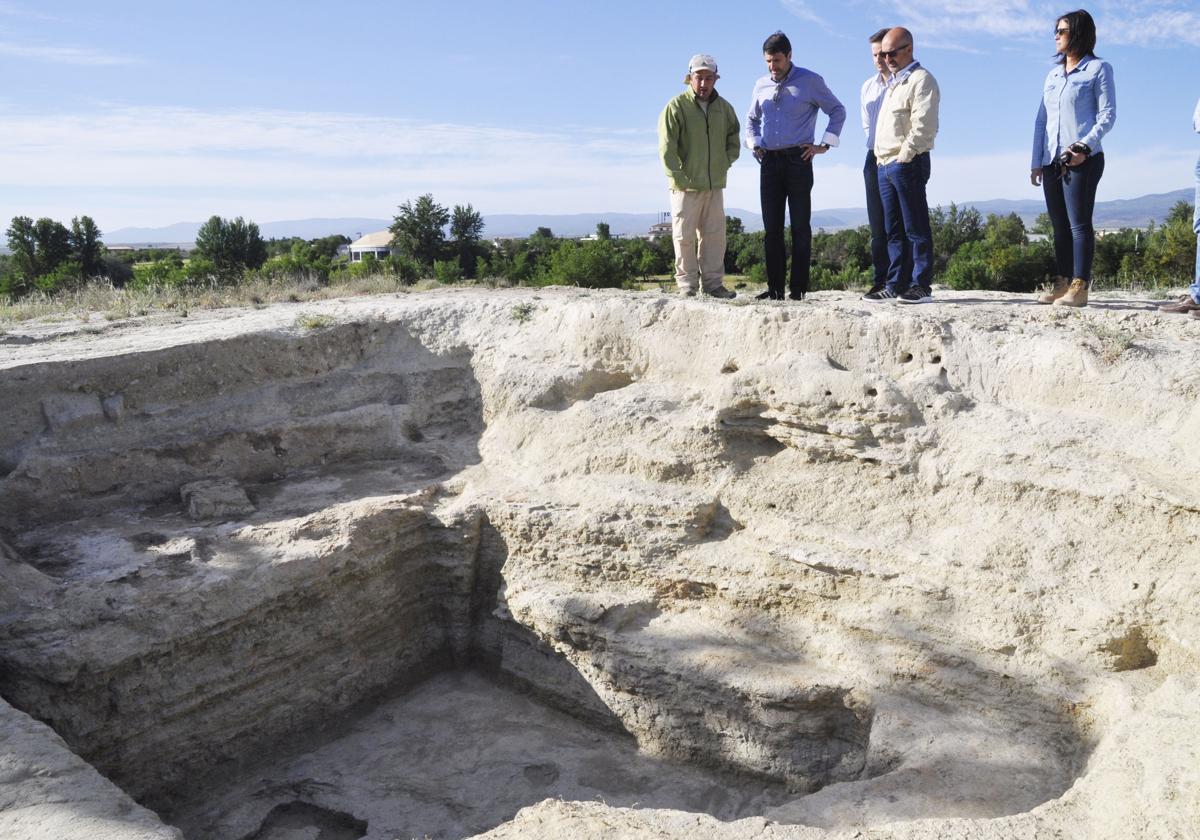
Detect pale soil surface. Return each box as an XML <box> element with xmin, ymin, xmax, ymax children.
<box><xmin>1</xmin><ymin>287</ymin><xmax>1197</xmax><ymax>840</ymax></box>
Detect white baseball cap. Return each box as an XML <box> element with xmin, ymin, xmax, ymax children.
<box><xmin>688</xmin><ymin>54</ymin><xmax>718</xmax><ymax>74</ymax></box>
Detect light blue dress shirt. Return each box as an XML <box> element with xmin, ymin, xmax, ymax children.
<box><xmin>1031</xmin><ymin>56</ymin><xmax>1116</xmax><ymax>168</ymax></box>
<box><xmin>860</xmin><ymin>72</ymin><xmax>888</xmax><ymax>151</ymax></box>
<box><xmin>745</xmin><ymin>64</ymin><xmax>846</xmax><ymax>151</ymax></box>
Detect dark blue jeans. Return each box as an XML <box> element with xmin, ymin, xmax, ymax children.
<box><xmin>864</xmin><ymin>150</ymin><xmax>910</xmax><ymax>290</ymax></box>
<box><xmin>878</xmin><ymin>153</ymin><xmax>933</xmax><ymax>293</ymax></box>
<box><xmin>760</xmin><ymin>152</ymin><xmax>814</xmax><ymax>297</ymax></box>
<box><xmin>1042</xmin><ymin>152</ymin><xmax>1104</xmax><ymax>282</ymax></box>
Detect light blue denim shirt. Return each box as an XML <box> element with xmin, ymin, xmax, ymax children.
<box><xmin>745</xmin><ymin>64</ymin><xmax>846</xmax><ymax>150</ymax></box>
<box><xmin>1193</xmin><ymin>94</ymin><xmax>1200</xmax><ymax>133</ymax></box>
<box><xmin>860</xmin><ymin>72</ymin><xmax>888</xmax><ymax>151</ymax></box>
<box><xmin>1031</xmin><ymin>56</ymin><xmax>1116</xmax><ymax>168</ymax></box>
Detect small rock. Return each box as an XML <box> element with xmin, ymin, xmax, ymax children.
<box><xmin>180</xmin><ymin>478</ymin><xmax>256</xmax><ymax>521</ymax></box>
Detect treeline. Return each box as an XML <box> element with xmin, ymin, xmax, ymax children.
<box><xmin>3</xmin><ymin>196</ymin><xmax>1196</xmax><ymax>300</ymax></box>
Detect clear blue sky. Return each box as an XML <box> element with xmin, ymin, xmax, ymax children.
<box><xmin>1</xmin><ymin>0</ymin><xmax>1195</xmax><ymax>231</ymax></box>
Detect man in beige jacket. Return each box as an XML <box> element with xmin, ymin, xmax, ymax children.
<box><xmin>871</xmin><ymin>27</ymin><xmax>940</xmax><ymax>304</ymax></box>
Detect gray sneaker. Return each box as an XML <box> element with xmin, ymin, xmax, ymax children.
<box><xmin>706</xmin><ymin>286</ymin><xmax>736</xmax><ymax>299</ymax></box>
<box><xmin>680</xmin><ymin>288</ymin><xmax>698</xmax><ymax>297</ymax></box>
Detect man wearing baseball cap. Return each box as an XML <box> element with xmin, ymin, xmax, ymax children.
<box><xmin>658</xmin><ymin>53</ymin><xmax>741</xmax><ymax>298</ymax></box>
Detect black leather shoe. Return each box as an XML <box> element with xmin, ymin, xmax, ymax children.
<box><xmin>788</xmin><ymin>292</ymin><xmax>805</xmax><ymax>301</ymax></box>
<box><xmin>755</xmin><ymin>290</ymin><xmax>781</xmax><ymax>300</ymax></box>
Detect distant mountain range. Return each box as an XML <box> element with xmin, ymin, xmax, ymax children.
<box><xmin>98</xmin><ymin>188</ymin><xmax>1194</xmax><ymax>244</ymax></box>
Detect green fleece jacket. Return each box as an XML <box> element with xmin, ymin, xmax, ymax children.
<box><xmin>658</xmin><ymin>89</ymin><xmax>741</xmax><ymax>191</ymax></box>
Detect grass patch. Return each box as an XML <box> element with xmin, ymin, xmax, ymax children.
<box><xmin>1084</xmin><ymin>322</ymin><xmax>1139</xmax><ymax>365</ymax></box>
<box><xmin>510</xmin><ymin>301</ymin><xmax>536</xmax><ymax>323</ymax></box>
<box><xmin>295</xmin><ymin>312</ymin><xmax>336</xmax><ymax>330</ymax></box>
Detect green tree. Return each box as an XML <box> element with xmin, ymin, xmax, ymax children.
<box><xmin>5</xmin><ymin>216</ymin><xmax>38</xmax><ymax>294</ymax></box>
<box><xmin>726</xmin><ymin>215</ymin><xmax>745</xmax><ymax>237</ymax></box>
<box><xmin>930</xmin><ymin>203</ymin><xmax>984</xmax><ymax>274</ymax></box>
<box><xmin>34</xmin><ymin>218</ymin><xmax>72</xmax><ymax>272</ymax></box>
<box><xmin>450</xmin><ymin>203</ymin><xmax>485</xmax><ymax>276</ymax></box>
<box><xmin>595</xmin><ymin>221</ymin><xmax>611</xmax><ymax>240</ymax></box>
<box><xmin>390</xmin><ymin>194</ymin><xmax>450</xmax><ymax>268</ymax></box>
<box><xmin>70</xmin><ymin>215</ymin><xmax>103</xmax><ymax>278</ymax></box>
<box><xmin>194</xmin><ymin>215</ymin><xmax>267</xmax><ymax>278</ymax></box>
<box><xmin>984</xmin><ymin>212</ymin><xmax>1026</xmax><ymax>247</ymax></box>
<box><xmin>1032</xmin><ymin>213</ymin><xmax>1054</xmax><ymax>236</ymax></box>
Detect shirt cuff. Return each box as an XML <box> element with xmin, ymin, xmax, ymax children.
<box><xmin>821</xmin><ymin>131</ymin><xmax>840</xmax><ymax>148</ymax></box>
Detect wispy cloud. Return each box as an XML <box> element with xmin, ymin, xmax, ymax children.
<box><xmin>0</xmin><ymin>41</ymin><xmax>137</xmax><ymax>65</ymax></box>
<box><xmin>0</xmin><ymin>105</ymin><xmax>662</xmax><ymax>225</ymax></box>
<box><xmin>846</xmin><ymin>0</ymin><xmax>1200</xmax><ymax>48</ymax></box>
<box><xmin>1099</xmin><ymin>1</ymin><xmax>1200</xmax><ymax>47</ymax></box>
<box><xmin>781</xmin><ymin>0</ymin><xmax>826</xmax><ymax>26</ymax></box>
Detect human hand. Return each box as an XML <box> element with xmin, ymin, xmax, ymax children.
<box><xmin>1030</xmin><ymin>168</ymin><xmax>1043</xmax><ymax>187</ymax></box>
<box><xmin>1064</xmin><ymin>150</ymin><xmax>1087</xmax><ymax>167</ymax></box>
<box><xmin>799</xmin><ymin>143</ymin><xmax>828</xmax><ymax>161</ymax></box>
<box><xmin>753</xmin><ymin>147</ymin><xmax>765</xmax><ymax>163</ymax></box>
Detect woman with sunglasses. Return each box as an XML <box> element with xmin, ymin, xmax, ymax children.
<box><xmin>1030</xmin><ymin>9</ymin><xmax>1116</xmax><ymax>308</ymax></box>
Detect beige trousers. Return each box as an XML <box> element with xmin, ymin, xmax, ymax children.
<box><xmin>670</xmin><ymin>189</ymin><xmax>727</xmax><ymax>292</ymax></box>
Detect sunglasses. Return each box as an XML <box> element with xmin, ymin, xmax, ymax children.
<box><xmin>879</xmin><ymin>43</ymin><xmax>911</xmax><ymax>59</ymax></box>
<box><xmin>1055</xmin><ymin>27</ymin><xmax>1070</xmax><ymax>36</ymax></box>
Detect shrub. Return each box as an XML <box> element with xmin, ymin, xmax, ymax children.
<box><xmin>433</xmin><ymin>259</ymin><xmax>463</xmax><ymax>284</ymax></box>
<box><xmin>388</xmin><ymin>253</ymin><xmax>423</xmax><ymax>283</ymax></box>
<box><xmin>542</xmin><ymin>240</ymin><xmax>630</xmax><ymax>288</ymax></box>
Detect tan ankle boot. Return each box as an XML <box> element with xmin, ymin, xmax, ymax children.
<box><xmin>1036</xmin><ymin>276</ymin><xmax>1070</xmax><ymax>304</ymax></box>
<box><xmin>1053</xmin><ymin>278</ymin><xmax>1089</xmax><ymax>308</ymax></box>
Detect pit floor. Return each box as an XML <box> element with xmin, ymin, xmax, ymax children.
<box><xmin>167</xmin><ymin>670</ymin><xmax>791</xmax><ymax>840</ymax></box>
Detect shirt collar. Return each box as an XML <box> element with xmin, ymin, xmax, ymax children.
<box><xmin>890</xmin><ymin>60</ymin><xmax>920</xmax><ymax>84</ymax></box>
<box><xmin>771</xmin><ymin>63</ymin><xmax>798</xmax><ymax>85</ymax></box>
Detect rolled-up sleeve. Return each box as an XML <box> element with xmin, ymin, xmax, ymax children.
<box><xmin>745</xmin><ymin>90</ymin><xmax>763</xmax><ymax>150</ymax></box>
<box><xmin>1078</xmin><ymin>61</ymin><xmax>1115</xmax><ymax>151</ymax></box>
<box><xmin>899</xmin><ymin>74</ymin><xmax>939</xmax><ymax>163</ymax></box>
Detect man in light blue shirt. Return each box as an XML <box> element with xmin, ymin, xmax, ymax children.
<box><xmin>745</xmin><ymin>30</ymin><xmax>846</xmax><ymax>300</ymax></box>
<box><xmin>859</xmin><ymin>27</ymin><xmax>909</xmax><ymax>299</ymax></box>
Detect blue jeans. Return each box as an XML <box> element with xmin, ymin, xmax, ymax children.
<box><xmin>760</xmin><ymin>152</ymin><xmax>813</xmax><ymax>297</ymax></box>
<box><xmin>878</xmin><ymin>154</ymin><xmax>934</xmax><ymax>293</ymax></box>
<box><xmin>864</xmin><ymin>150</ymin><xmax>910</xmax><ymax>290</ymax></box>
<box><xmin>1042</xmin><ymin>152</ymin><xmax>1104</xmax><ymax>282</ymax></box>
<box><xmin>1190</xmin><ymin>154</ymin><xmax>1200</xmax><ymax>303</ymax></box>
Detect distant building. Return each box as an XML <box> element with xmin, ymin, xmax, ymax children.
<box><xmin>646</xmin><ymin>211</ymin><xmax>671</xmax><ymax>241</ymax></box>
<box><xmin>348</xmin><ymin>231</ymin><xmax>392</xmax><ymax>262</ymax></box>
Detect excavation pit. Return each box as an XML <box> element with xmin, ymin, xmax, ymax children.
<box><xmin>1</xmin><ymin>289</ymin><xmax>1196</xmax><ymax>840</ymax></box>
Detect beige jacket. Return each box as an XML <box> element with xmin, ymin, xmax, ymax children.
<box><xmin>873</xmin><ymin>63</ymin><xmax>940</xmax><ymax>165</ymax></box>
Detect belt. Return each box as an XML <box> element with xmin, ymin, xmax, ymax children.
<box><xmin>762</xmin><ymin>145</ymin><xmax>809</xmax><ymax>156</ymax></box>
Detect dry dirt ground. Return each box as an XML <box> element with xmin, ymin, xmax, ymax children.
<box><xmin>1</xmin><ymin>287</ymin><xmax>1197</xmax><ymax>840</ymax></box>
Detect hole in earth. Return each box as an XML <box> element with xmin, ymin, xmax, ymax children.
<box><xmin>241</xmin><ymin>801</ymin><xmax>367</xmax><ymax>840</ymax></box>
<box><xmin>0</xmin><ymin>310</ymin><xmax>1112</xmax><ymax>840</ymax></box>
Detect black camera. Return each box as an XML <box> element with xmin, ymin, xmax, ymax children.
<box><xmin>1058</xmin><ymin>142</ymin><xmax>1091</xmax><ymax>166</ymax></box>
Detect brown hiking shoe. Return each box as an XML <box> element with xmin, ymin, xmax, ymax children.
<box><xmin>1192</xmin><ymin>309</ymin><xmax>1200</xmax><ymax>320</ymax></box>
<box><xmin>1053</xmin><ymin>278</ymin><xmax>1089</xmax><ymax>308</ymax></box>
<box><xmin>1036</xmin><ymin>276</ymin><xmax>1071</xmax><ymax>304</ymax></box>
<box><xmin>1158</xmin><ymin>294</ymin><xmax>1200</xmax><ymax>314</ymax></box>
<box><xmin>706</xmin><ymin>286</ymin><xmax>737</xmax><ymax>299</ymax></box>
